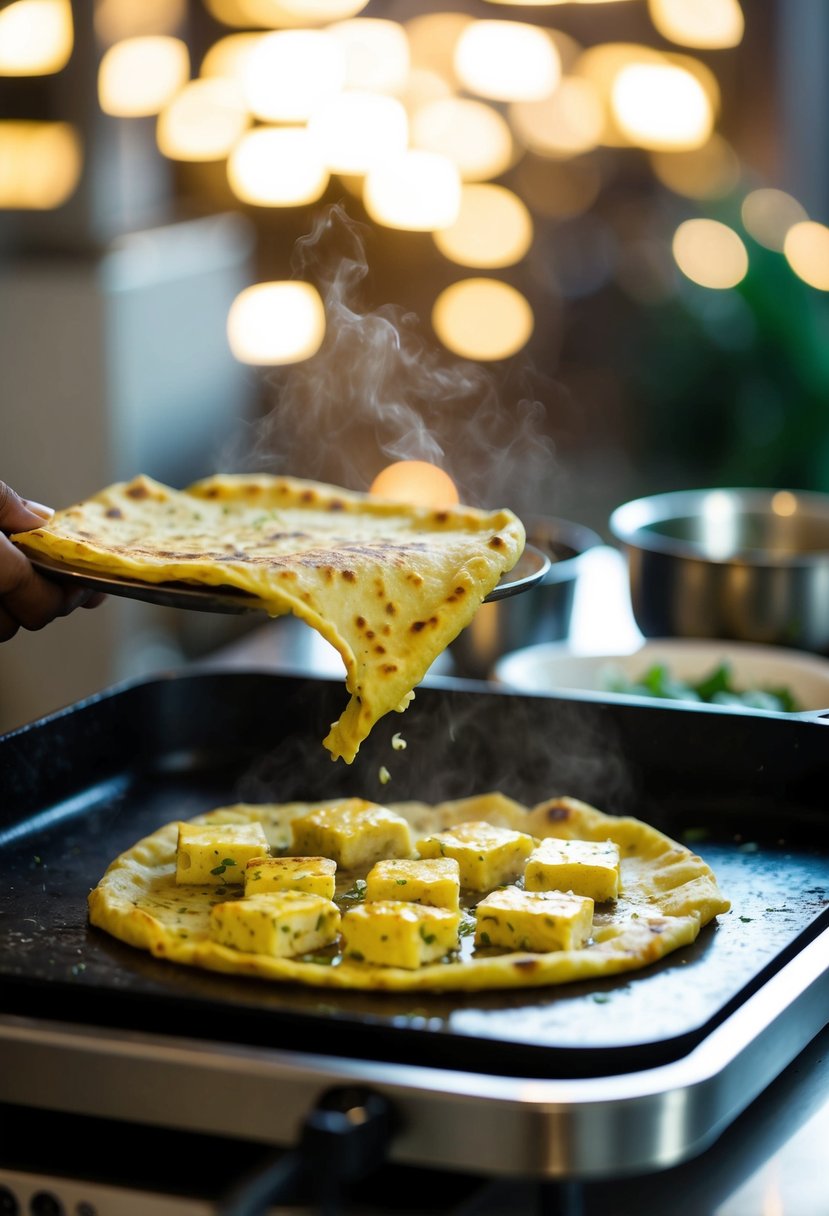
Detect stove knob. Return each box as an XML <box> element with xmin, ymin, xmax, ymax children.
<box><xmin>0</xmin><ymin>1185</ymin><xmax>18</xmax><ymax>1216</ymax></box>
<box><xmin>28</xmin><ymin>1194</ymin><xmax>62</xmax><ymax>1216</ymax></box>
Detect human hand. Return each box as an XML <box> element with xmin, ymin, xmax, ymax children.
<box><xmin>0</xmin><ymin>480</ymin><xmax>105</xmax><ymax>641</ymax></box>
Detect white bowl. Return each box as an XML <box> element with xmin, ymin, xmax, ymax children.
<box><xmin>492</xmin><ymin>638</ymin><xmax>829</xmax><ymax>717</ymax></box>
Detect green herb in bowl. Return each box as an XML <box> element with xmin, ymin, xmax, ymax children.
<box><xmin>604</xmin><ymin>661</ymin><xmax>799</xmax><ymax>713</ymax></box>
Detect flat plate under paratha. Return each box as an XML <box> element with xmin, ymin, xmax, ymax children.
<box><xmin>13</xmin><ymin>473</ymin><xmax>525</xmax><ymax>763</ymax></box>
<box><xmin>88</xmin><ymin>793</ymin><xmax>731</xmax><ymax>994</ymax></box>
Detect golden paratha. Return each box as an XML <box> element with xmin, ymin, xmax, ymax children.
<box><xmin>88</xmin><ymin>793</ymin><xmax>730</xmax><ymax>993</ymax></box>
<box><xmin>13</xmin><ymin>473</ymin><xmax>524</xmax><ymax>763</ymax></box>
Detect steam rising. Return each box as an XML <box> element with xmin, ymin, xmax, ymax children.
<box><xmin>234</xmin><ymin>681</ymin><xmax>636</xmax><ymax>818</ymax></box>
<box><xmin>225</xmin><ymin>203</ymin><xmax>558</xmax><ymax>515</ymax></box>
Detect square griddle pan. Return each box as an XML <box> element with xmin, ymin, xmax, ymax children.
<box><xmin>1</xmin><ymin>669</ymin><xmax>828</xmax><ymax>1179</ymax></box>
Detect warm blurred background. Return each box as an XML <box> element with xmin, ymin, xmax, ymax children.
<box><xmin>2</xmin><ymin>0</ymin><xmax>828</xmax><ymax>729</ymax></box>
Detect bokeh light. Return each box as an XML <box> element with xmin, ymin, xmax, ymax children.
<box><xmin>370</xmin><ymin>461</ymin><xmax>460</xmax><ymax>508</ymax></box>
<box><xmin>0</xmin><ymin>0</ymin><xmax>73</xmax><ymax>76</ymax></box>
<box><xmin>433</xmin><ymin>184</ymin><xmax>533</xmax><ymax>269</ymax></box>
<box><xmin>742</xmin><ymin>188</ymin><xmax>809</xmax><ymax>252</ymax></box>
<box><xmin>410</xmin><ymin>98</ymin><xmax>514</xmax><ymax>182</ymax></box>
<box><xmin>0</xmin><ymin>120</ymin><xmax>81</xmax><ymax>209</ymax></box>
<box><xmin>432</xmin><ymin>278</ymin><xmax>534</xmax><ymax>360</ymax></box>
<box><xmin>157</xmin><ymin>78</ymin><xmax>249</xmax><ymax>161</ymax></box>
<box><xmin>204</xmin><ymin>0</ymin><xmax>368</xmax><ymax>28</ymax></box>
<box><xmin>612</xmin><ymin>63</ymin><xmax>713</xmax><ymax>150</ymax></box>
<box><xmin>227</xmin><ymin>281</ymin><xmax>326</xmax><ymax>365</ymax></box>
<box><xmin>784</xmin><ymin>221</ymin><xmax>829</xmax><ymax>291</ymax></box>
<box><xmin>227</xmin><ymin>127</ymin><xmax>329</xmax><ymax>207</ymax></box>
<box><xmin>405</xmin><ymin>11</ymin><xmax>472</xmax><ymax>83</ymax></box>
<box><xmin>95</xmin><ymin>0</ymin><xmax>186</xmax><ymax>43</ymax></box>
<box><xmin>454</xmin><ymin>21</ymin><xmax>560</xmax><ymax>102</ymax></box>
<box><xmin>673</xmin><ymin>218</ymin><xmax>748</xmax><ymax>289</ymax></box>
<box><xmin>98</xmin><ymin>37</ymin><xmax>190</xmax><ymax>118</ymax></box>
<box><xmin>243</xmin><ymin>29</ymin><xmax>345</xmax><ymax>123</ymax></box>
<box><xmin>651</xmin><ymin>133</ymin><xmax>741</xmax><ymax>199</ymax></box>
<box><xmin>648</xmin><ymin>0</ymin><xmax>744</xmax><ymax>49</ymax></box>
<box><xmin>329</xmin><ymin>18</ymin><xmax>410</xmax><ymax>95</ymax></box>
<box><xmin>200</xmin><ymin>33</ymin><xmax>262</xmax><ymax>84</ymax></box>
<box><xmin>308</xmin><ymin>91</ymin><xmax>408</xmax><ymax>175</ymax></box>
<box><xmin>364</xmin><ymin>150</ymin><xmax>461</xmax><ymax>232</ymax></box>
<box><xmin>510</xmin><ymin>76</ymin><xmax>604</xmax><ymax>158</ymax></box>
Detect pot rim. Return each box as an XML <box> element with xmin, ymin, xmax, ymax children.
<box><xmin>609</xmin><ymin>487</ymin><xmax>829</xmax><ymax>567</ymax></box>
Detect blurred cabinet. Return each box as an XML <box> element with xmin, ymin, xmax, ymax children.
<box><xmin>0</xmin><ymin>211</ymin><xmax>258</xmax><ymax>733</ymax></box>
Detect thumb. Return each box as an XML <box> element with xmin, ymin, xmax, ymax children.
<box><xmin>0</xmin><ymin>480</ymin><xmax>53</xmax><ymax>535</ymax></box>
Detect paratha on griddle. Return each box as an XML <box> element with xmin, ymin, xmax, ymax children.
<box><xmin>13</xmin><ymin>473</ymin><xmax>524</xmax><ymax>762</ymax></box>
<box><xmin>88</xmin><ymin>792</ymin><xmax>731</xmax><ymax>993</ymax></box>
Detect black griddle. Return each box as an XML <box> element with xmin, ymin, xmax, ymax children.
<box><xmin>1</xmin><ymin>669</ymin><xmax>828</xmax><ymax>1179</ymax></box>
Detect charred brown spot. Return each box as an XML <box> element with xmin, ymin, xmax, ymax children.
<box><xmin>433</xmin><ymin>511</ymin><xmax>449</xmax><ymax>524</ymax></box>
<box><xmin>301</xmin><ymin>490</ymin><xmax>316</xmax><ymax>503</ymax></box>
<box><xmin>365</xmin><ymin>629</ymin><xmax>375</xmax><ymax>640</ymax></box>
<box><xmin>382</xmin><ymin>664</ymin><xmax>398</xmax><ymax>674</ymax></box>
<box><xmin>411</xmin><ymin>616</ymin><xmax>438</xmax><ymax>633</ymax></box>
<box><xmin>355</xmin><ymin>615</ymin><xmax>366</xmax><ymax>629</ymax></box>
<box><xmin>382</xmin><ymin>624</ymin><xmax>391</xmax><ymax>636</ymax></box>
<box><xmin>544</xmin><ymin>805</ymin><xmax>573</xmax><ymax>823</ymax></box>
<box><xmin>105</xmin><ymin>507</ymin><xmax>123</xmax><ymax>519</ymax></box>
<box><xmin>327</xmin><ymin>499</ymin><xmax>345</xmax><ymax>511</ymax></box>
<box><xmin>512</xmin><ymin>957</ymin><xmax>540</xmax><ymax>972</ymax></box>
<box><xmin>342</xmin><ymin>569</ymin><xmax>356</xmax><ymax>582</ymax></box>
<box><xmin>489</xmin><ymin>535</ymin><xmax>504</xmax><ymax>549</ymax></box>
<box><xmin>385</xmin><ymin>602</ymin><xmax>396</xmax><ymax>615</ymax></box>
<box><xmin>126</xmin><ymin>484</ymin><xmax>149</xmax><ymax>499</ymax></box>
<box><xmin>455</xmin><ymin>586</ymin><xmax>466</xmax><ymax>596</ymax></box>
<box><xmin>374</xmin><ymin>645</ymin><xmax>386</xmax><ymax>655</ymax></box>
<box><xmin>203</xmin><ymin>487</ymin><xmax>221</xmax><ymax>498</ymax></box>
<box><xmin>323</xmin><ymin>566</ymin><xmax>334</xmax><ymax>582</ymax></box>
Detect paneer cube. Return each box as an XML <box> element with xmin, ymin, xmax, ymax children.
<box><xmin>524</xmin><ymin>838</ymin><xmax>621</xmax><ymax>902</ymax></box>
<box><xmin>340</xmin><ymin>900</ymin><xmax>460</xmax><ymax>969</ymax></box>
<box><xmin>290</xmin><ymin>798</ymin><xmax>414</xmax><ymax>870</ymax></box>
<box><xmin>209</xmin><ymin>892</ymin><xmax>341</xmax><ymax>958</ymax></box>
<box><xmin>365</xmin><ymin>857</ymin><xmax>460</xmax><ymax>911</ymax></box>
<box><xmin>176</xmin><ymin>821</ymin><xmax>270</xmax><ymax>885</ymax></box>
<box><xmin>416</xmin><ymin>820</ymin><xmax>536</xmax><ymax>890</ymax></box>
<box><xmin>244</xmin><ymin>855</ymin><xmax>336</xmax><ymax>900</ymax></box>
<box><xmin>474</xmin><ymin>887</ymin><xmax>594</xmax><ymax>953</ymax></box>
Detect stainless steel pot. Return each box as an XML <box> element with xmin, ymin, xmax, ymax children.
<box><xmin>450</xmin><ymin>515</ymin><xmax>601</xmax><ymax>678</ymax></box>
<box><xmin>609</xmin><ymin>487</ymin><xmax>829</xmax><ymax>654</ymax></box>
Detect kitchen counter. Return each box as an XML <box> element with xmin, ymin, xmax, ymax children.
<box><xmin>196</xmin><ymin>546</ymin><xmax>829</xmax><ymax>1216</ymax></box>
